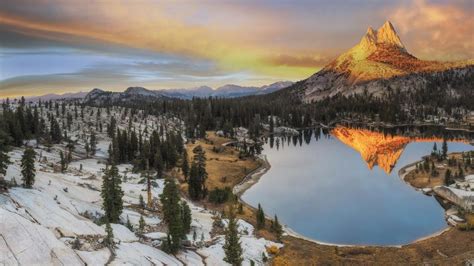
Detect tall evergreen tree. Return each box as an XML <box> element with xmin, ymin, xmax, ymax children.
<box><xmin>181</xmin><ymin>201</ymin><xmax>192</xmax><ymax>234</ymax></box>
<box><xmin>0</xmin><ymin>130</ymin><xmax>11</xmax><ymax>179</ymax></box>
<box><xmin>256</xmin><ymin>203</ymin><xmax>265</xmax><ymax>230</ymax></box>
<box><xmin>154</xmin><ymin>151</ymin><xmax>164</xmax><ymax>176</ymax></box>
<box><xmin>223</xmin><ymin>209</ymin><xmax>243</xmax><ymax>266</ymax></box>
<box><xmin>21</xmin><ymin>147</ymin><xmax>36</xmax><ymax>188</ymax></box>
<box><xmin>59</xmin><ymin>150</ymin><xmax>67</xmax><ymax>173</ymax></box>
<box><xmin>0</xmin><ymin>130</ymin><xmax>11</xmax><ymax>189</ymax></box>
<box><xmin>90</xmin><ymin>131</ymin><xmax>97</xmax><ymax>155</ymax></box>
<box><xmin>126</xmin><ymin>215</ymin><xmax>133</xmax><ymax>231</ymax></box>
<box><xmin>160</xmin><ymin>179</ymin><xmax>185</xmax><ymax>253</ymax></box>
<box><xmin>445</xmin><ymin>169</ymin><xmax>453</xmax><ymax>185</ymax></box>
<box><xmin>101</xmin><ymin>164</ymin><xmax>124</xmax><ymax>223</ymax></box>
<box><xmin>188</xmin><ymin>145</ymin><xmax>207</xmax><ymax>200</ymax></box>
<box><xmin>181</xmin><ymin>149</ymin><xmax>189</xmax><ymax>181</ymax></box>
<box><xmin>271</xmin><ymin>215</ymin><xmax>283</xmax><ymax>242</ymax></box>
<box><xmin>85</xmin><ymin>142</ymin><xmax>90</xmax><ymax>158</ymax></box>
<box><xmin>50</xmin><ymin>117</ymin><xmax>62</xmax><ymax>143</ymax></box>
<box><xmin>104</xmin><ymin>222</ymin><xmax>115</xmax><ymax>248</ymax></box>
<box><xmin>138</xmin><ymin>215</ymin><xmax>146</xmax><ymax>235</ymax></box>
<box><xmin>139</xmin><ymin>194</ymin><xmax>145</xmax><ymax>209</ymax></box>
<box><xmin>442</xmin><ymin>139</ymin><xmax>448</xmax><ymax>159</ymax></box>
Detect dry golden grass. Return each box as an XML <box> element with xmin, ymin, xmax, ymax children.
<box><xmin>185</xmin><ymin>132</ymin><xmax>259</xmax><ymax>191</ymax></box>
<box><xmin>267</xmin><ymin>245</ymin><xmax>280</xmax><ymax>255</ymax></box>
<box><xmin>274</xmin><ymin>229</ymin><xmax>474</xmax><ymax>265</ymax></box>
<box><xmin>182</xmin><ymin>131</ymin><xmax>280</xmax><ymax>242</ymax></box>
<box><xmin>466</xmin><ymin>214</ymin><xmax>474</xmax><ymax>226</ymax></box>
<box><xmin>405</xmin><ymin>170</ymin><xmax>445</xmax><ymax>188</ymax></box>
<box><xmin>458</xmin><ymin>213</ymin><xmax>474</xmax><ymax>231</ymax></box>
<box><xmin>405</xmin><ymin>153</ymin><xmax>473</xmax><ymax>189</ymax></box>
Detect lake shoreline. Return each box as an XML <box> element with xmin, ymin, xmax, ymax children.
<box><xmin>208</xmin><ymin>131</ymin><xmax>474</xmax><ymax>264</ymax></box>
<box><xmin>232</xmin><ymin>154</ymin><xmax>270</xmax><ymax>197</ymax></box>
<box><xmin>236</xmin><ymin>138</ymin><xmax>464</xmax><ymax>248</ymax></box>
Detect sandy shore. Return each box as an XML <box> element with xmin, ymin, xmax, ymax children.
<box><xmin>232</xmin><ymin>154</ymin><xmax>270</xmax><ymax>196</ymax></box>
<box><xmin>398</xmin><ymin>160</ymin><xmax>424</xmax><ymax>186</ymax></box>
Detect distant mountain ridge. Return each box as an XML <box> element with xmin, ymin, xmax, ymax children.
<box><xmin>296</xmin><ymin>21</ymin><xmax>474</xmax><ymax>102</ymax></box>
<box><xmin>83</xmin><ymin>87</ymin><xmax>167</xmax><ymax>105</ymax></box>
<box><xmin>82</xmin><ymin>81</ymin><xmax>293</xmax><ymax>104</ymax></box>
<box><xmin>16</xmin><ymin>81</ymin><xmax>293</xmax><ymax>103</ymax></box>
<box><xmin>157</xmin><ymin>81</ymin><xmax>293</xmax><ymax>99</ymax></box>
<box><xmin>20</xmin><ymin>91</ymin><xmax>88</xmax><ymax>102</ymax></box>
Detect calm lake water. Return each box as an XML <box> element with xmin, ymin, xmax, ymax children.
<box><xmin>242</xmin><ymin>127</ymin><xmax>474</xmax><ymax>246</ymax></box>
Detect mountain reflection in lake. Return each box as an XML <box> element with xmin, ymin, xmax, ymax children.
<box><xmin>242</xmin><ymin>126</ymin><xmax>474</xmax><ymax>246</ymax></box>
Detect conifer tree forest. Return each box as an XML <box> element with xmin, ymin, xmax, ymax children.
<box><xmin>0</xmin><ymin>69</ymin><xmax>473</xmax><ymax>263</ymax></box>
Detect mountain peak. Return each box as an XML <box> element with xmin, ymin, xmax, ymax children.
<box><xmin>299</xmin><ymin>21</ymin><xmax>474</xmax><ymax>102</ymax></box>
<box><xmin>376</xmin><ymin>20</ymin><xmax>404</xmax><ymax>49</ymax></box>
<box><xmin>358</xmin><ymin>21</ymin><xmax>404</xmax><ymax>51</ymax></box>
<box><xmin>366</xmin><ymin>27</ymin><xmax>376</xmax><ymax>37</ymax></box>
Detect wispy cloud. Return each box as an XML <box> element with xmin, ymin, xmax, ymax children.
<box><xmin>0</xmin><ymin>0</ymin><xmax>472</xmax><ymax>97</ymax></box>
<box><xmin>388</xmin><ymin>0</ymin><xmax>474</xmax><ymax>61</ymax></box>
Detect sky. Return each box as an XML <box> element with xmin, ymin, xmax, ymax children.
<box><xmin>0</xmin><ymin>0</ymin><xmax>473</xmax><ymax>98</ymax></box>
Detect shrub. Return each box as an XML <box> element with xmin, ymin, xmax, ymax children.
<box><xmin>266</xmin><ymin>245</ymin><xmax>280</xmax><ymax>255</ymax></box>
<box><xmin>208</xmin><ymin>187</ymin><xmax>233</xmax><ymax>204</ymax></box>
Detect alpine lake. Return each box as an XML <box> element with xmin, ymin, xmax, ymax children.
<box><xmin>242</xmin><ymin>125</ymin><xmax>474</xmax><ymax>246</ymax></box>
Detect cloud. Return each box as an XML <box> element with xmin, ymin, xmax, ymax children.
<box><xmin>1</xmin><ymin>0</ymin><xmax>472</xmax><ymax>97</ymax></box>
<box><xmin>0</xmin><ymin>0</ymin><xmax>336</xmax><ymax>79</ymax></box>
<box><xmin>388</xmin><ymin>0</ymin><xmax>474</xmax><ymax>61</ymax></box>
<box><xmin>265</xmin><ymin>54</ymin><xmax>332</xmax><ymax>68</ymax></box>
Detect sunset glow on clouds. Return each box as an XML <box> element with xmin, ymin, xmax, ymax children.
<box><xmin>0</xmin><ymin>0</ymin><xmax>473</xmax><ymax>97</ymax></box>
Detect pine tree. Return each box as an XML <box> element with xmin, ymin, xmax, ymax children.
<box><xmin>146</xmin><ymin>171</ymin><xmax>153</xmax><ymax>209</ymax></box>
<box><xmin>138</xmin><ymin>215</ymin><xmax>146</xmax><ymax>235</ymax></box>
<box><xmin>188</xmin><ymin>145</ymin><xmax>207</xmax><ymax>200</ymax></box>
<box><xmin>0</xmin><ymin>131</ymin><xmax>11</xmax><ymax>179</ymax></box>
<box><xmin>256</xmin><ymin>203</ymin><xmax>265</xmax><ymax>230</ymax></box>
<box><xmin>459</xmin><ymin>164</ymin><xmax>464</xmax><ymax>179</ymax></box>
<box><xmin>181</xmin><ymin>201</ymin><xmax>192</xmax><ymax>234</ymax></box>
<box><xmin>139</xmin><ymin>194</ymin><xmax>145</xmax><ymax>209</ymax></box>
<box><xmin>66</xmin><ymin>142</ymin><xmax>74</xmax><ymax>163</ymax></box>
<box><xmin>50</xmin><ymin>118</ymin><xmax>62</xmax><ymax>143</ymax></box>
<box><xmin>188</xmin><ymin>163</ymin><xmax>200</xmax><ymax>199</ymax></box>
<box><xmin>271</xmin><ymin>215</ymin><xmax>283</xmax><ymax>242</ymax></box>
<box><xmin>181</xmin><ymin>149</ymin><xmax>189</xmax><ymax>181</ymax></box>
<box><xmin>59</xmin><ymin>150</ymin><xmax>67</xmax><ymax>173</ymax></box>
<box><xmin>72</xmin><ymin>237</ymin><xmax>81</xmax><ymax>250</ymax></box>
<box><xmin>223</xmin><ymin>209</ymin><xmax>243</xmax><ymax>266</ymax></box>
<box><xmin>90</xmin><ymin>131</ymin><xmax>97</xmax><ymax>155</ymax></box>
<box><xmin>442</xmin><ymin>139</ymin><xmax>448</xmax><ymax>159</ymax></box>
<box><xmin>108</xmin><ymin>117</ymin><xmax>117</xmax><ymax>138</ymax></box>
<box><xmin>101</xmin><ymin>164</ymin><xmax>124</xmax><ymax>223</ymax></box>
<box><xmin>126</xmin><ymin>215</ymin><xmax>133</xmax><ymax>231</ymax></box>
<box><xmin>21</xmin><ymin>147</ymin><xmax>36</xmax><ymax>188</ymax></box>
<box><xmin>85</xmin><ymin>142</ymin><xmax>90</xmax><ymax>158</ymax></box>
<box><xmin>154</xmin><ymin>151</ymin><xmax>164</xmax><ymax>175</ymax></box>
<box><xmin>104</xmin><ymin>222</ymin><xmax>115</xmax><ymax>248</ymax></box>
<box><xmin>238</xmin><ymin>203</ymin><xmax>243</xmax><ymax>214</ymax></box>
<box><xmin>445</xmin><ymin>169</ymin><xmax>453</xmax><ymax>186</ymax></box>
<box><xmin>0</xmin><ymin>131</ymin><xmax>11</xmax><ymax>189</ymax></box>
<box><xmin>160</xmin><ymin>179</ymin><xmax>184</xmax><ymax>253</ymax></box>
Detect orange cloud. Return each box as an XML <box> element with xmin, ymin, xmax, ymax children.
<box><xmin>266</xmin><ymin>54</ymin><xmax>331</xmax><ymax>68</ymax></box>
<box><xmin>0</xmin><ymin>1</ymin><xmax>322</xmax><ymax>80</ymax></box>
<box><xmin>388</xmin><ymin>0</ymin><xmax>474</xmax><ymax>61</ymax></box>
<box><xmin>1</xmin><ymin>0</ymin><xmax>472</xmax><ymax>94</ymax></box>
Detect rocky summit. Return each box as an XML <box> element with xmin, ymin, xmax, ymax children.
<box><xmin>298</xmin><ymin>21</ymin><xmax>474</xmax><ymax>102</ymax></box>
